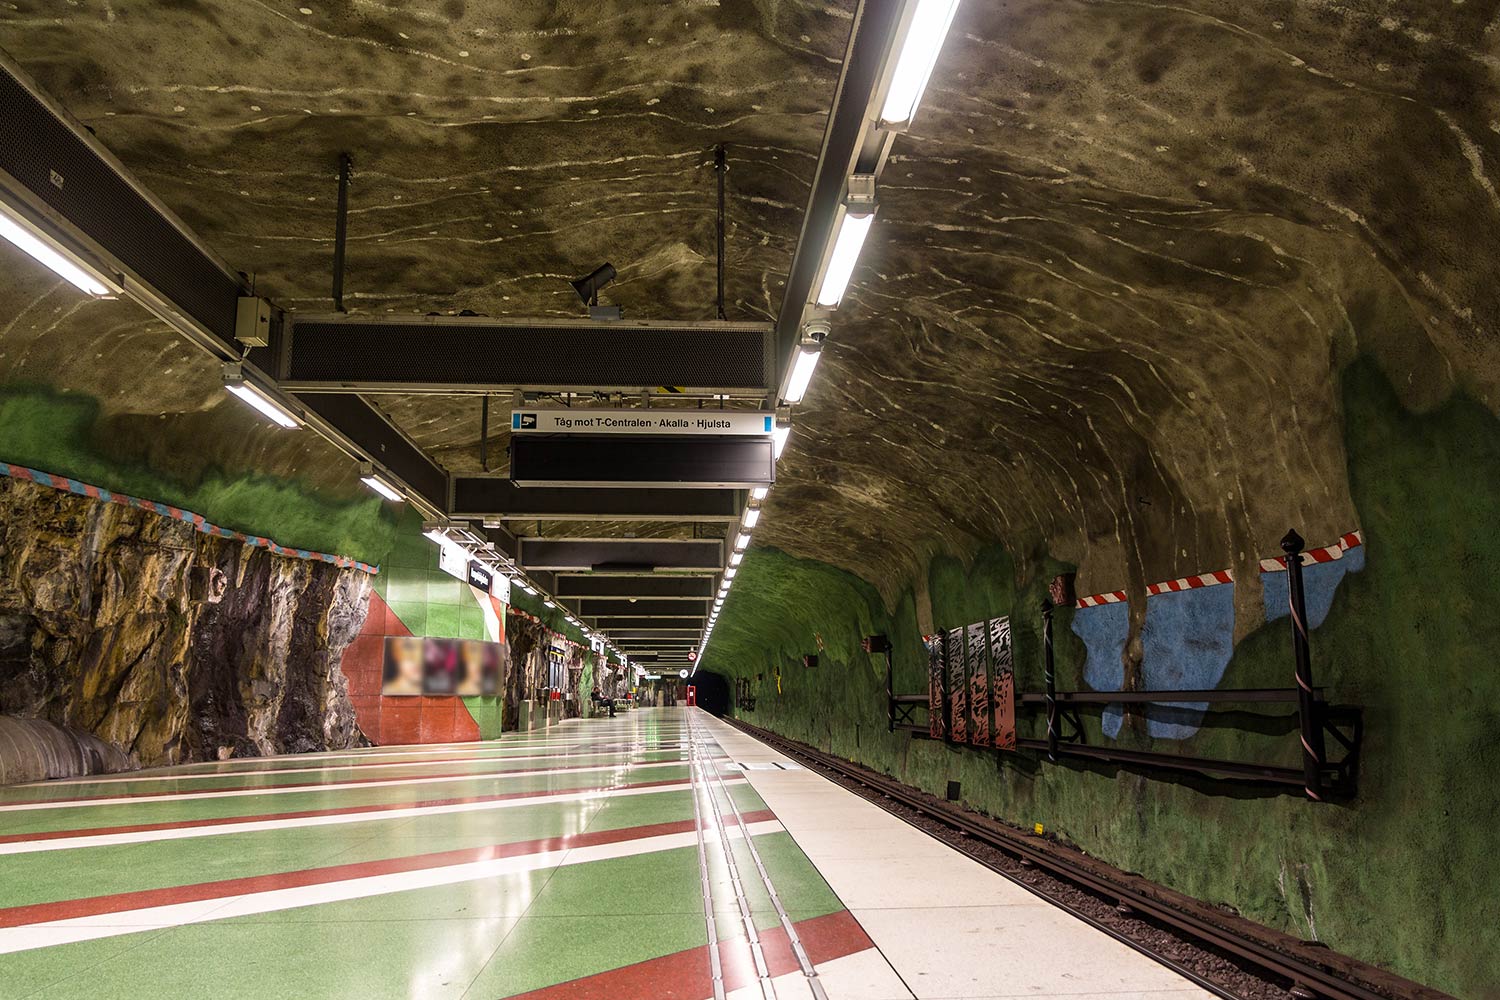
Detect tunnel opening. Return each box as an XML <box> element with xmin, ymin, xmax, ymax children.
<box><xmin>688</xmin><ymin>671</ymin><xmax>731</xmax><ymax>716</ymax></box>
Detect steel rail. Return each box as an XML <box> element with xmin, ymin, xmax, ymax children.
<box><xmin>723</xmin><ymin>719</ymin><xmax>1453</xmax><ymax>1000</ymax></box>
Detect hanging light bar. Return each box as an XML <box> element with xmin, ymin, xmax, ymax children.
<box><xmin>223</xmin><ymin>364</ymin><xmax>300</xmax><ymax>428</ymax></box>
<box><xmin>772</xmin><ymin>418</ymin><xmax>792</xmax><ymax>460</ymax></box>
<box><xmin>782</xmin><ymin>320</ymin><xmax>829</xmax><ymax>404</ymax></box>
<box><xmin>879</xmin><ymin>0</ymin><xmax>961</xmax><ymax>128</ymax></box>
<box><xmin>357</xmin><ymin>463</ymin><xmax>403</xmax><ymax>502</ymax></box>
<box><xmin>814</xmin><ymin>174</ymin><xmax>877</xmax><ymax>309</ymax></box>
<box><xmin>0</xmin><ymin>202</ymin><xmax>119</xmax><ymax>298</ymax></box>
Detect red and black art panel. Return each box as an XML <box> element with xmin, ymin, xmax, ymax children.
<box><xmin>966</xmin><ymin>621</ymin><xmax>990</xmax><ymax>747</ymax></box>
<box><xmin>945</xmin><ymin>626</ymin><xmax>967</xmax><ymax>744</ymax></box>
<box><xmin>987</xmin><ymin>617</ymin><xmax>1015</xmax><ymax>750</ymax></box>
<box><xmin>926</xmin><ymin>633</ymin><xmax>947</xmax><ymax>740</ymax></box>
<box><xmin>927</xmin><ymin>615</ymin><xmax>1016</xmax><ymax>752</ymax></box>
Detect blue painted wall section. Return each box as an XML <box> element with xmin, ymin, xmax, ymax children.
<box><xmin>1073</xmin><ymin>548</ymin><xmax>1364</xmax><ymax>740</ymax></box>
<box><xmin>1139</xmin><ymin>584</ymin><xmax>1235</xmax><ymax>739</ymax></box>
<box><xmin>1073</xmin><ymin>601</ymin><xmax>1129</xmax><ymax>737</ymax></box>
<box><xmin>1262</xmin><ymin>547</ymin><xmax>1366</xmax><ymax>627</ymax></box>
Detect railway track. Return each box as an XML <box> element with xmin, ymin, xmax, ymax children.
<box><xmin>724</xmin><ymin>717</ymin><xmax>1453</xmax><ymax>1000</ymax></box>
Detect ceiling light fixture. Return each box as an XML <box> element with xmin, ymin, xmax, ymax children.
<box><xmin>223</xmin><ymin>364</ymin><xmax>301</xmax><ymax>429</ymax></box>
<box><xmin>814</xmin><ymin>175</ymin><xmax>877</xmax><ymax>308</ymax></box>
<box><xmin>773</xmin><ymin>424</ymin><xmax>791</xmax><ymax>459</ymax></box>
<box><xmin>784</xmin><ymin>345</ymin><xmax>822</xmax><ymax>404</ymax></box>
<box><xmin>742</xmin><ymin>507</ymin><xmax>761</xmax><ymax>529</ymax></box>
<box><xmin>735</xmin><ymin>532</ymin><xmax>751</xmax><ymax>550</ymax></box>
<box><xmin>782</xmin><ymin>320</ymin><xmax>829</xmax><ymax>404</ymax></box>
<box><xmin>724</xmin><ymin>566</ymin><xmax>737</xmax><ymax>579</ymax></box>
<box><xmin>729</xmin><ymin>551</ymin><xmax>743</xmax><ymax>567</ymax></box>
<box><xmin>879</xmin><ymin>0</ymin><xmax>961</xmax><ymax>128</ymax></box>
<box><xmin>751</xmin><ymin>487</ymin><xmax>769</xmax><ymax>501</ymax></box>
<box><xmin>357</xmin><ymin>463</ymin><xmax>403</xmax><ymax>502</ymax></box>
<box><xmin>0</xmin><ymin>202</ymin><xmax>119</xmax><ymax>297</ymax></box>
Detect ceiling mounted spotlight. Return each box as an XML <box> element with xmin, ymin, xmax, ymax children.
<box><xmin>570</xmin><ymin>262</ymin><xmax>621</xmax><ymax>319</ymax></box>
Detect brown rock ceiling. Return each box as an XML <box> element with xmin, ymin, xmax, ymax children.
<box><xmin>1</xmin><ymin>1</ymin><xmax>1498</xmax><ymax>613</ymax></box>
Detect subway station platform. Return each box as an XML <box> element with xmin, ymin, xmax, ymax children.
<box><xmin>0</xmin><ymin>710</ymin><xmax>1213</xmax><ymax>999</ymax></box>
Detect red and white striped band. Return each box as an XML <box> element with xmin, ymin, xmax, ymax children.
<box><xmin>1073</xmin><ymin>530</ymin><xmax>1364</xmax><ymax>609</ymax></box>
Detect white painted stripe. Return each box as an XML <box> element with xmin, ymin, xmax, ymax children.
<box><xmin>152</xmin><ymin>736</ymin><xmax>670</xmax><ymax>771</ymax></box>
<box><xmin>0</xmin><ymin>777</ymin><xmax>742</xmax><ymax>856</ymax></box>
<box><xmin>0</xmin><ymin>759</ymin><xmax>689</xmax><ymax>813</ymax></box>
<box><xmin>189</xmin><ymin>733</ymin><xmax>695</xmax><ymax>772</ymax></box>
<box><xmin>0</xmin><ymin>818</ymin><xmax>784</xmax><ymax>954</ymax></box>
<box><xmin>32</xmin><ymin>747</ymin><xmax>682</xmax><ymax>787</ymax></box>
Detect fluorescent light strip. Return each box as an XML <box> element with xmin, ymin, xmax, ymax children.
<box><xmin>742</xmin><ymin>508</ymin><xmax>761</xmax><ymax>529</ymax></box>
<box><xmin>783</xmin><ymin>347</ymin><xmax>822</xmax><ymax>403</ymax></box>
<box><xmin>880</xmin><ymin>0</ymin><xmax>961</xmax><ymax>126</ymax></box>
<box><xmin>751</xmin><ymin>487</ymin><xmax>769</xmax><ymax>501</ymax></box>
<box><xmin>772</xmin><ymin>425</ymin><xmax>791</xmax><ymax>459</ymax></box>
<box><xmin>360</xmin><ymin>475</ymin><xmax>404</xmax><ymax>502</ymax></box>
<box><xmin>735</xmin><ymin>532</ymin><xmax>751</xmax><ymax>550</ymax></box>
<box><xmin>814</xmin><ymin>211</ymin><xmax>875</xmax><ymax>307</ymax></box>
<box><xmin>729</xmin><ymin>551</ymin><xmax>743</xmax><ymax>567</ymax></box>
<box><xmin>226</xmin><ymin>381</ymin><xmax>300</xmax><ymax>429</ymax></box>
<box><xmin>0</xmin><ymin>209</ymin><xmax>115</xmax><ymax>297</ymax></box>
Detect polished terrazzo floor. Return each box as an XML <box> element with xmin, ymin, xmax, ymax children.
<box><xmin>0</xmin><ymin>709</ymin><xmax>1213</xmax><ymax>999</ymax></box>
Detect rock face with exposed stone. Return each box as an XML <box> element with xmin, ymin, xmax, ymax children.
<box><xmin>0</xmin><ymin>476</ymin><xmax>370</xmax><ymax>769</ymax></box>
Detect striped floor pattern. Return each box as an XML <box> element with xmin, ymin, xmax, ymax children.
<box><xmin>0</xmin><ymin>708</ymin><xmax>882</xmax><ymax>999</ymax></box>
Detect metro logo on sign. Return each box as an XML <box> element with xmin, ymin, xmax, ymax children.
<box><xmin>510</xmin><ymin>409</ymin><xmax>773</xmax><ymax>436</ymax></box>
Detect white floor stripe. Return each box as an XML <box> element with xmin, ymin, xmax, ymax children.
<box><xmin>0</xmin><ymin>759</ymin><xmax>689</xmax><ymax>813</ymax></box>
<box><xmin>137</xmin><ymin>731</ymin><xmax>691</xmax><ymax>773</ymax></box>
<box><xmin>28</xmin><ymin>747</ymin><xmax>681</xmax><ymax>787</ymax></box>
<box><xmin>0</xmin><ymin>777</ymin><xmax>744</xmax><ymax>855</ymax></box>
<box><xmin>0</xmin><ymin>819</ymin><xmax>783</xmax><ymax>954</ymax></box>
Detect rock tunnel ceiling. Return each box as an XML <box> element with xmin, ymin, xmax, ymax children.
<box><xmin>2</xmin><ymin>1</ymin><xmax>1498</xmax><ymax>610</ymax></box>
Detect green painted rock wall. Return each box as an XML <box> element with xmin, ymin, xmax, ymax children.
<box><xmin>711</xmin><ymin>362</ymin><xmax>1500</xmax><ymax>1000</ymax></box>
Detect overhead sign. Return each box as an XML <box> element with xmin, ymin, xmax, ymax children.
<box><xmin>512</xmin><ymin>409</ymin><xmax>773</xmax><ymax>436</ymax></box>
<box><xmin>466</xmin><ymin>561</ymin><xmax>493</xmax><ymax>594</ymax></box>
<box><xmin>438</xmin><ymin>541</ymin><xmax>467</xmax><ymax>582</ymax></box>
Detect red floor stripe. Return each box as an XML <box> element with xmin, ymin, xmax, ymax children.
<box><xmin>0</xmin><ymin>777</ymin><xmax>694</xmax><ymax>845</ymax></box>
<box><xmin>14</xmin><ymin>757</ymin><xmax>686</xmax><ymax>805</ymax></box>
<box><xmin>0</xmin><ymin>809</ymin><xmax>776</xmax><ymax>929</ymax></box>
<box><xmin>507</xmin><ymin>909</ymin><xmax>874</xmax><ymax>1000</ymax></box>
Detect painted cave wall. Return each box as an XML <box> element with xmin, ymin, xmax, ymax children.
<box><xmin>711</xmin><ymin>361</ymin><xmax>1500</xmax><ymax>1000</ymax></box>
<box><xmin>0</xmin><ymin>385</ymin><xmax>391</xmax><ymax>772</ymax></box>
<box><xmin>0</xmin><ymin>472</ymin><xmax>373</xmax><ymax>768</ymax></box>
